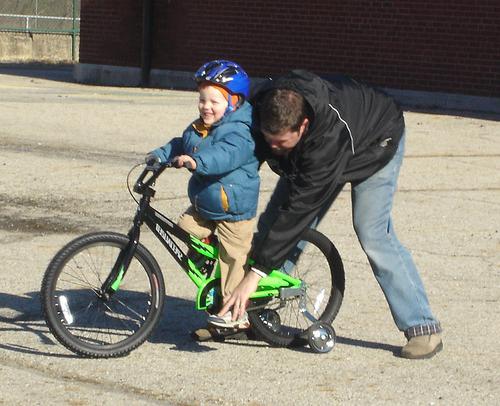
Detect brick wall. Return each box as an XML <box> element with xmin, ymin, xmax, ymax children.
<box><xmin>80</xmin><ymin>0</ymin><xmax>142</xmax><ymax>67</ymax></box>
<box><xmin>80</xmin><ymin>0</ymin><xmax>500</xmax><ymax>97</ymax></box>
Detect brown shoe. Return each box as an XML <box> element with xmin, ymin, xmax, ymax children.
<box><xmin>190</xmin><ymin>326</ymin><xmax>252</xmax><ymax>342</ymax></box>
<box><xmin>400</xmin><ymin>334</ymin><xmax>443</xmax><ymax>359</ymax></box>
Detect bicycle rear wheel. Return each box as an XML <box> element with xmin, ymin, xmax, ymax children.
<box><xmin>41</xmin><ymin>232</ymin><xmax>165</xmax><ymax>358</ymax></box>
<box><xmin>248</xmin><ymin>229</ymin><xmax>344</xmax><ymax>347</ymax></box>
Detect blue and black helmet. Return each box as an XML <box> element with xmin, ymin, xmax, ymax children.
<box><xmin>194</xmin><ymin>59</ymin><xmax>250</xmax><ymax>100</ymax></box>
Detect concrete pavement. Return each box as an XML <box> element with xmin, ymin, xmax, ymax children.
<box><xmin>0</xmin><ymin>64</ymin><xmax>499</xmax><ymax>405</ymax></box>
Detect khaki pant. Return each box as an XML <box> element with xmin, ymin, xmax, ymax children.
<box><xmin>178</xmin><ymin>206</ymin><xmax>255</xmax><ymax>299</ymax></box>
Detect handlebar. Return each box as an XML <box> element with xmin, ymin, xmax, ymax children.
<box><xmin>133</xmin><ymin>163</ymin><xmax>169</xmax><ymax>195</ymax></box>
<box><xmin>133</xmin><ymin>160</ymin><xmax>192</xmax><ymax>195</ymax></box>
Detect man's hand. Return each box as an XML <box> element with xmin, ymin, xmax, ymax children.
<box><xmin>218</xmin><ymin>271</ymin><xmax>261</xmax><ymax>321</ymax></box>
<box><xmin>173</xmin><ymin>155</ymin><xmax>197</xmax><ymax>170</ymax></box>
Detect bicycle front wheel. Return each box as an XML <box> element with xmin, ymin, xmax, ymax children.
<box><xmin>248</xmin><ymin>228</ymin><xmax>345</xmax><ymax>347</ymax></box>
<box><xmin>41</xmin><ymin>232</ymin><xmax>165</xmax><ymax>358</ymax></box>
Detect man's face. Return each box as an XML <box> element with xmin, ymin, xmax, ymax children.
<box><xmin>262</xmin><ymin>118</ymin><xmax>309</xmax><ymax>156</ymax></box>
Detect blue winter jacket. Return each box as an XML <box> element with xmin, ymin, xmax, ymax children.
<box><xmin>152</xmin><ymin>101</ymin><xmax>259</xmax><ymax>221</ymax></box>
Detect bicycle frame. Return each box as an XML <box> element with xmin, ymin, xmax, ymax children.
<box><xmin>101</xmin><ymin>165</ymin><xmax>303</xmax><ymax>311</ymax></box>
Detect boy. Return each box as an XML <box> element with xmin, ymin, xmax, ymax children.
<box><xmin>146</xmin><ymin>60</ymin><xmax>259</xmax><ymax>337</ymax></box>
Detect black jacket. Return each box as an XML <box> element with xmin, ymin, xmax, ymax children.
<box><xmin>251</xmin><ymin>70</ymin><xmax>405</xmax><ymax>272</ymax></box>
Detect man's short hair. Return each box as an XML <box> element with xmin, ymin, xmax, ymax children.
<box><xmin>259</xmin><ymin>89</ymin><xmax>308</xmax><ymax>134</ymax></box>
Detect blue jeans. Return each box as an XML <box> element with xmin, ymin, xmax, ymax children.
<box><xmin>257</xmin><ymin>134</ymin><xmax>441</xmax><ymax>335</ymax></box>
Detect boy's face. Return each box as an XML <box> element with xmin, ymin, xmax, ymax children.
<box><xmin>198</xmin><ymin>85</ymin><xmax>228</xmax><ymax>126</ymax></box>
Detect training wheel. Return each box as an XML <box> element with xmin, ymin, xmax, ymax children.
<box><xmin>307</xmin><ymin>322</ymin><xmax>336</xmax><ymax>353</ymax></box>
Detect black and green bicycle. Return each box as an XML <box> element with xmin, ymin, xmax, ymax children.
<box><xmin>41</xmin><ymin>163</ymin><xmax>345</xmax><ymax>357</ymax></box>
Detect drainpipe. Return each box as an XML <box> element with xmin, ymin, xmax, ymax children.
<box><xmin>141</xmin><ymin>0</ymin><xmax>154</xmax><ymax>86</ymax></box>
<box><xmin>71</xmin><ymin>0</ymin><xmax>77</xmax><ymax>61</ymax></box>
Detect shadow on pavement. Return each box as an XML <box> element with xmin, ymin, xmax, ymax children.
<box><xmin>0</xmin><ymin>62</ymin><xmax>75</xmax><ymax>83</ymax></box>
<box><xmin>404</xmin><ymin>106</ymin><xmax>500</xmax><ymax>122</ymax></box>
<box><xmin>220</xmin><ymin>333</ymin><xmax>400</xmax><ymax>356</ymax></box>
<box><xmin>336</xmin><ymin>336</ymin><xmax>400</xmax><ymax>355</ymax></box>
<box><xmin>148</xmin><ymin>295</ymin><xmax>219</xmax><ymax>353</ymax></box>
<box><xmin>0</xmin><ymin>290</ymin><xmax>400</xmax><ymax>357</ymax></box>
<box><xmin>0</xmin><ymin>290</ymin><xmax>217</xmax><ymax>357</ymax></box>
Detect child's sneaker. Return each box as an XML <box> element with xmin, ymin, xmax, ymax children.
<box><xmin>207</xmin><ymin>311</ymin><xmax>250</xmax><ymax>329</ymax></box>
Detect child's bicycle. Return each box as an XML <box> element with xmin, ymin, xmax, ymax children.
<box><xmin>41</xmin><ymin>163</ymin><xmax>345</xmax><ymax>357</ymax></box>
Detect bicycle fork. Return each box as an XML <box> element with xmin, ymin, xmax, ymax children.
<box><xmin>99</xmin><ymin>201</ymin><xmax>146</xmax><ymax>298</ymax></box>
<box><xmin>100</xmin><ymin>232</ymin><xmax>140</xmax><ymax>298</ymax></box>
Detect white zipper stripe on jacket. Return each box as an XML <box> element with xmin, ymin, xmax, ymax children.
<box><xmin>328</xmin><ymin>103</ymin><xmax>355</xmax><ymax>155</ymax></box>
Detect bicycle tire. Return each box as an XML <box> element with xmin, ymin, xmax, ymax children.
<box><xmin>248</xmin><ymin>228</ymin><xmax>344</xmax><ymax>347</ymax></box>
<box><xmin>41</xmin><ymin>232</ymin><xmax>165</xmax><ymax>358</ymax></box>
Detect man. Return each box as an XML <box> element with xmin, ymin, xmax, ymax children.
<box><xmin>219</xmin><ymin>69</ymin><xmax>442</xmax><ymax>359</ymax></box>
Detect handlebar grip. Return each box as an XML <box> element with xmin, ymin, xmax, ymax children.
<box><xmin>133</xmin><ymin>163</ymin><xmax>169</xmax><ymax>194</ymax></box>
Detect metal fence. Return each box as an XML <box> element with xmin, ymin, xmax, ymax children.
<box><xmin>0</xmin><ymin>0</ymin><xmax>80</xmax><ymax>60</ymax></box>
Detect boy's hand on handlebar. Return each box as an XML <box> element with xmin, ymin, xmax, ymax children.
<box><xmin>173</xmin><ymin>155</ymin><xmax>197</xmax><ymax>170</ymax></box>
<box><xmin>145</xmin><ymin>153</ymin><xmax>161</xmax><ymax>167</ymax></box>
<box><xmin>218</xmin><ymin>271</ymin><xmax>261</xmax><ymax>321</ymax></box>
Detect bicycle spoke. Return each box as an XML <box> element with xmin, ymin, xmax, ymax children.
<box><xmin>110</xmin><ymin>295</ymin><xmax>150</xmax><ymax>321</ymax></box>
<box><xmin>248</xmin><ymin>229</ymin><xmax>343</xmax><ymax>347</ymax></box>
<box><xmin>43</xmin><ymin>233</ymin><xmax>164</xmax><ymax>356</ymax></box>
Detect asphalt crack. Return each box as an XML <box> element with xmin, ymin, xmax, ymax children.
<box><xmin>0</xmin><ymin>354</ymin><xmax>179</xmax><ymax>405</ymax></box>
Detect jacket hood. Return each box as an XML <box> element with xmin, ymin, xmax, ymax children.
<box><xmin>252</xmin><ymin>70</ymin><xmax>342</xmax><ymax>147</ymax></box>
<box><xmin>214</xmin><ymin>100</ymin><xmax>253</xmax><ymax>128</ymax></box>
<box><xmin>254</xmin><ymin>70</ymin><xmax>337</xmax><ymax>126</ymax></box>
<box><xmin>271</xmin><ymin>70</ymin><xmax>330</xmax><ymax>118</ymax></box>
